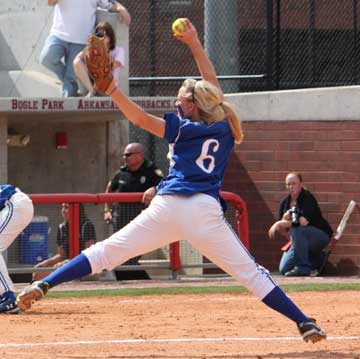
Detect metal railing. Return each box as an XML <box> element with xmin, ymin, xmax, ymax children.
<box><xmin>9</xmin><ymin>191</ymin><xmax>249</xmax><ymax>279</ymax></box>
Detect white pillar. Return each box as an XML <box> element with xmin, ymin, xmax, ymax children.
<box><xmin>0</xmin><ymin>116</ymin><xmax>8</xmax><ymax>265</ymax></box>
<box><xmin>0</xmin><ymin>116</ymin><xmax>8</xmax><ymax>183</ymax></box>
<box><xmin>204</xmin><ymin>0</ymin><xmax>240</xmax><ymax>93</ymax></box>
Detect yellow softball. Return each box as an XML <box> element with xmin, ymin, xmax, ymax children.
<box><xmin>172</xmin><ymin>18</ymin><xmax>186</xmax><ymax>36</ymax></box>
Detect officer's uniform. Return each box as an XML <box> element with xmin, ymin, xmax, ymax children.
<box><xmin>108</xmin><ymin>160</ymin><xmax>163</xmax><ymax>276</ymax></box>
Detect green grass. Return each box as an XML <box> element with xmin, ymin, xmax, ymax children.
<box><xmin>43</xmin><ymin>282</ymin><xmax>360</xmax><ymax>299</ymax></box>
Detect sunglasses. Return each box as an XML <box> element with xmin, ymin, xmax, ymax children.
<box><xmin>122</xmin><ymin>152</ymin><xmax>140</xmax><ymax>158</ymax></box>
<box><xmin>95</xmin><ymin>31</ymin><xmax>105</xmax><ymax>38</ymax></box>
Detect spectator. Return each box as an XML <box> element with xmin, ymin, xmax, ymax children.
<box><xmin>269</xmin><ymin>172</ymin><xmax>333</xmax><ymax>276</ymax></box>
<box><xmin>104</xmin><ymin>143</ymin><xmax>163</xmax><ymax>230</ymax></box>
<box><xmin>74</xmin><ymin>21</ymin><xmax>125</xmax><ymax>97</ymax></box>
<box><xmin>40</xmin><ymin>0</ymin><xmax>130</xmax><ymax>97</ymax></box>
<box><xmin>32</xmin><ymin>203</ymin><xmax>96</xmax><ymax>282</ymax></box>
<box><xmin>104</xmin><ymin>142</ymin><xmax>163</xmax><ymax>279</ymax></box>
<box><xmin>0</xmin><ymin>185</ymin><xmax>33</xmax><ymax>314</ymax></box>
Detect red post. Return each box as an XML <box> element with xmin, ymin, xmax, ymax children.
<box><xmin>169</xmin><ymin>241</ymin><xmax>181</xmax><ymax>272</ymax></box>
<box><xmin>221</xmin><ymin>191</ymin><xmax>250</xmax><ymax>249</ymax></box>
<box><xmin>68</xmin><ymin>203</ymin><xmax>80</xmax><ymax>258</ymax></box>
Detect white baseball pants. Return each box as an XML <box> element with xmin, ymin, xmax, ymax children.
<box><xmin>84</xmin><ymin>194</ymin><xmax>277</xmax><ymax>299</ymax></box>
<box><xmin>0</xmin><ymin>191</ymin><xmax>33</xmax><ymax>294</ymax></box>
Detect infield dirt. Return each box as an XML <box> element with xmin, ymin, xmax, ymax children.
<box><xmin>2</xmin><ymin>276</ymin><xmax>359</xmax><ymax>359</ymax></box>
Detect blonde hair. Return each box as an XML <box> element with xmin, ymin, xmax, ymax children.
<box><xmin>182</xmin><ymin>79</ymin><xmax>244</xmax><ymax>144</ymax></box>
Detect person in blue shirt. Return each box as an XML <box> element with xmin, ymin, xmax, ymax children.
<box><xmin>17</xmin><ymin>19</ymin><xmax>326</xmax><ymax>343</ymax></box>
<box><xmin>0</xmin><ymin>185</ymin><xmax>33</xmax><ymax>313</ymax></box>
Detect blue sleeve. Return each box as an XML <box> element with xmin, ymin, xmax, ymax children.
<box><xmin>0</xmin><ymin>184</ymin><xmax>16</xmax><ymax>202</ymax></box>
<box><xmin>163</xmin><ymin>112</ymin><xmax>181</xmax><ymax>143</ymax></box>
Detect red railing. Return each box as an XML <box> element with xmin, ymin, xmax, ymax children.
<box><xmin>221</xmin><ymin>191</ymin><xmax>249</xmax><ymax>249</ymax></box>
<box><xmin>29</xmin><ymin>192</ymin><xmax>249</xmax><ymax>273</ymax></box>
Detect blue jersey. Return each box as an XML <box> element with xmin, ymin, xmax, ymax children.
<box><xmin>157</xmin><ymin>112</ymin><xmax>234</xmax><ymax>199</ymax></box>
<box><xmin>0</xmin><ymin>184</ymin><xmax>16</xmax><ymax>211</ymax></box>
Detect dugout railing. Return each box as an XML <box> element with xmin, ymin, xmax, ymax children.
<box><xmin>8</xmin><ymin>192</ymin><xmax>248</xmax><ymax>279</ymax></box>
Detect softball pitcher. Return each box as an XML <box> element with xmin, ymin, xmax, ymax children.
<box><xmin>0</xmin><ymin>185</ymin><xmax>33</xmax><ymax>313</ymax></box>
<box><xmin>17</xmin><ymin>19</ymin><xmax>326</xmax><ymax>343</ymax></box>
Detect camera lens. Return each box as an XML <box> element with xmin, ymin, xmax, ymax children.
<box><xmin>290</xmin><ymin>206</ymin><xmax>300</xmax><ymax>227</ymax></box>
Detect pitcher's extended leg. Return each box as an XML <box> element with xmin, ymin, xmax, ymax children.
<box><xmin>17</xmin><ymin>196</ymin><xmax>177</xmax><ymax>310</ymax></box>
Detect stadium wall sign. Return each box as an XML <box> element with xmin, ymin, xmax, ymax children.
<box><xmin>0</xmin><ymin>98</ymin><xmax>177</xmax><ymax>113</ymax></box>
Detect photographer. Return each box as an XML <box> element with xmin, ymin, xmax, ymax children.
<box><xmin>269</xmin><ymin>172</ymin><xmax>333</xmax><ymax>276</ymax></box>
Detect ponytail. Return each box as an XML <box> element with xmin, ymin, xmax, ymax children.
<box><xmin>182</xmin><ymin>79</ymin><xmax>244</xmax><ymax>144</ymax></box>
<box><xmin>221</xmin><ymin>101</ymin><xmax>244</xmax><ymax>144</ymax></box>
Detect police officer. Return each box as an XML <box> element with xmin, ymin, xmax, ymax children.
<box><xmin>103</xmin><ymin>143</ymin><xmax>163</xmax><ymax>278</ymax></box>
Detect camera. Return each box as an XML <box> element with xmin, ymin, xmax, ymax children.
<box><xmin>289</xmin><ymin>206</ymin><xmax>300</xmax><ymax>227</ymax></box>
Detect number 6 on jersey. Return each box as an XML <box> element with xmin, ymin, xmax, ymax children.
<box><xmin>196</xmin><ymin>139</ymin><xmax>219</xmax><ymax>174</ymax></box>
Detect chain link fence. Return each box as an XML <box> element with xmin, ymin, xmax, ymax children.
<box><xmin>273</xmin><ymin>0</ymin><xmax>360</xmax><ymax>89</ymax></box>
<box><xmin>120</xmin><ymin>0</ymin><xmax>268</xmax><ymax>95</ymax></box>
<box><xmin>117</xmin><ymin>0</ymin><xmax>360</xmax><ymax>96</ymax></box>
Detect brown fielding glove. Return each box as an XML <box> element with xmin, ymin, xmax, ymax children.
<box><xmin>84</xmin><ymin>35</ymin><xmax>113</xmax><ymax>94</ymax></box>
<box><xmin>268</xmin><ymin>220</ymin><xmax>291</xmax><ymax>240</ymax></box>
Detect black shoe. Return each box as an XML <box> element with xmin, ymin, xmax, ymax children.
<box><xmin>310</xmin><ymin>269</ymin><xmax>319</xmax><ymax>277</ymax></box>
<box><xmin>298</xmin><ymin>318</ymin><xmax>327</xmax><ymax>343</ymax></box>
<box><xmin>284</xmin><ymin>268</ymin><xmax>310</xmax><ymax>277</ymax></box>
<box><xmin>0</xmin><ymin>292</ymin><xmax>21</xmax><ymax>314</ymax></box>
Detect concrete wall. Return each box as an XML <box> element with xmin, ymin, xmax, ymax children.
<box><xmin>4</xmin><ymin>110</ymin><xmax>128</xmax><ymax>191</ymax></box>
<box><xmin>0</xmin><ymin>1</ymin><xmax>129</xmax><ymax>97</ymax></box>
<box><xmin>0</xmin><ymin>117</ymin><xmax>7</xmax><ymax>183</ymax></box>
<box><xmin>227</xmin><ymin>86</ymin><xmax>360</xmax><ymax>122</ymax></box>
<box><xmin>0</xmin><ymin>0</ymin><xmax>59</xmax><ymax>97</ymax></box>
<box><xmin>9</xmin><ymin>120</ymin><xmax>105</xmax><ymax>193</ymax></box>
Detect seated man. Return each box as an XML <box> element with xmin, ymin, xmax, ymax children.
<box><xmin>269</xmin><ymin>172</ymin><xmax>333</xmax><ymax>277</ymax></box>
<box><xmin>32</xmin><ymin>203</ymin><xmax>96</xmax><ymax>281</ymax></box>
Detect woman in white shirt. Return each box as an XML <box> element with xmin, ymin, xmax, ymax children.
<box><xmin>41</xmin><ymin>0</ymin><xmax>130</xmax><ymax>97</ymax></box>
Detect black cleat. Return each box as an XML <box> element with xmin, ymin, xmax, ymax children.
<box><xmin>298</xmin><ymin>318</ymin><xmax>327</xmax><ymax>343</ymax></box>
